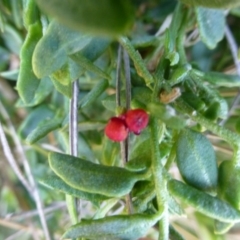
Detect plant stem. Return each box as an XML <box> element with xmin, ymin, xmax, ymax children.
<box><xmin>176</xmin><ymin>4</ymin><xmax>189</xmax><ymax>65</ymax></box>
<box><xmin>119</xmin><ymin>36</ymin><xmax>154</xmax><ymax>89</ymax></box>
<box><xmin>176</xmin><ymin>99</ymin><xmax>240</xmax><ymax>166</ymax></box>
<box><xmin>67</xmin><ymin>80</ymin><xmax>80</xmax><ymax>226</ymax></box>
<box><xmin>150</xmin><ymin>118</ymin><xmax>168</xmax><ymax>240</ymax></box>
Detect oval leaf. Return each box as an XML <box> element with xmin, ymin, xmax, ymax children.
<box><xmin>16</xmin><ymin>22</ymin><xmax>42</xmax><ymax>103</ymax></box>
<box><xmin>35</xmin><ymin>0</ymin><xmax>134</xmax><ymax>37</ymax></box>
<box><xmin>26</xmin><ymin>118</ymin><xmax>62</xmax><ymax>144</ymax></box>
<box><xmin>40</xmin><ymin>174</ymin><xmax>108</xmax><ymax>207</ymax></box>
<box><xmin>195</xmin><ymin>7</ymin><xmax>225</xmax><ymax>49</ymax></box>
<box><xmin>32</xmin><ymin>20</ymin><xmax>92</xmax><ymax>78</ymax></box>
<box><xmin>63</xmin><ymin>213</ymin><xmax>162</xmax><ymax>239</ymax></box>
<box><xmin>179</xmin><ymin>0</ymin><xmax>240</xmax><ymax>9</ymax></box>
<box><xmin>218</xmin><ymin>160</ymin><xmax>240</xmax><ymax>210</ymax></box>
<box><xmin>176</xmin><ymin>129</ymin><xmax>217</xmax><ymax>192</ymax></box>
<box><xmin>78</xmin><ymin>79</ymin><xmax>108</xmax><ymax>109</ymax></box>
<box><xmin>49</xmin><ymin>152</ymin><xmax>147</xmax><ymax>198</ymax></box>
<box><xmin>168</xmin><ymin>179</ymin><xmax>240</xmax><ymax>223</ymax></box>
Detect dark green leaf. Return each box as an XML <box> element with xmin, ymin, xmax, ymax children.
<box><xmin>179</xmin><ymin>0</ymin><xmax>240</xmax><ymax>8</ymax></box>
<box><xmin>16</xmin><ymin>22</ymin><xmax>42</xmax><ymax>103</ymax></box>
<box><xmin>40</xmin><ymin>174</ymin><xmax>108</xmax><ymax>207</ymax></box>
<box><xmin>70</xmin><ymin>54</ymin><xmax>110</xmax><ymax>80</ymax></box>
<box><xmin>78</xmin><ymin>79</ymin><xmax>109</xmax><ymax>109</ymax></box>
<box><xmin>195</xmin><ymin>7</ymin><xmax>225</xmax><ymax>49</ymax></box>
<box><xmin>214</xmin><ymin>220</ymin><xmax>234</xmax><ymax>235</ymax></box>
<box><xmin>218</xmin><ymin>160</ymin><xmax>240</xmax><ymax>210</ymax></box>
<box><xmin>69</xmin><ymin>37</ymin><xmax>110</xmax><ymax>80</ymax></box>
<box><xmin>36</xmin><ymin>0</ymin><xmax>134</xmax><ymax>37</ymax></box>
<box><xmin>23</xmin><ymin>0</ymin><xmax>40</xmax><ymax>28</ymax></box>
<box><xmin>18</xmin><ymin>105</ymin><xmax>54</xmax><ymax>139</ymax></box>
<box><xmin>32</xmin><ymin>20</ymin><xmax>92</xmax><ymax>78</ymax></box>
<box><xmin>49</xmin><ymin>152</ymin><xmax>148</xmax><ymax>198</ymax></box>
<box><xmin>203</xmin><ymin>71</ymin><xmax>240</xmax><ymax>87</ymax></box>
<box><xmin>176</xmin><ymin>129</ymin><xmax>217</xmax><ymax>192</ymax></box>
<box><xmin>51</xmin><ymin>77</ymin><xmax>72</xmax><ymax>98</ymax></box>
<box><xmin>16</xmin><ymin>77</ymin><xmax>53</xmax><ymax>107</ymax></box>
<box><xmin>26</xmin><ymin>118</ymin><xmax>62</xmax><ymax>144</ymax></box>
<box><xmin>63</xmin><ymin>213</ymin><xmax>162</xmax><ymax>239</ymax></box>
<box><xmin>168</xmin><ymin>179</ymin><xmax>240</xmax><ymax>223</ymax></box>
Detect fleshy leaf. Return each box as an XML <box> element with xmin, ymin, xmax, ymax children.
<box><xmin>35</xmin><ymin>0</ymin><xmax>134</xmax><ymax>37</ymax></box>
<box><xmin>49</xmin><ymin>152</ymin><xmax>148</xmax><ymax>198</ymax></box>
<box><xmin>40</xmin><ymin>174</ymin><xmax>108</xmax><ymax>207</ymax></box>
<box><xmin>179</xmin><ymin>0</ymin><xmax>240</xmax><ymax>9</ymax></box>
<box><xmin>168</xmin><ymin>179</ymin><xmax>240</xmax><ymax>223</ymax></box>
<box><xmin>195</xmin><ymin>7</ymin><xmax>225</xmax><ymax>49</ymax></box>
<box><xmin>32</xmin><ymin>20</ymin><xmax>92</xmax><ymax>78</ymax></box>
<box><xmin>63</xmin><ymin>213</ymin><xmax>162</xmax><ymax>239</ymax></box>
<box><xmin>16</xmin><ymin>22</ymin><xmax>42</xmax><ymax>103</ymax></box>
<box><xmin>78</xmin><ymin>79</ymin><xmax>109</xmax><ymax>109</ymax></box>
<box><xmin>176</xmin><ymin>129</ymin><xmax>218</xmax><ymax>192</ymax></box>
<box><xmin>18</xmin><ymin>105</ymin><xmax>54</xmax><ymax>139</ymax></box>
<box><xmin>26</xmin><ymin>118</ymin><xmax>62</xmax><ymax>144</ymax></box>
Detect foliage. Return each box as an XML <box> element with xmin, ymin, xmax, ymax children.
<box><xmin>1</xmin><ymin>0</ymin><xmax>240</xmax><ymax>239</ymax></box>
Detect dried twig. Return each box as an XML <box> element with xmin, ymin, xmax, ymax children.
<box><xmin>220</xmin><ymin>25</ymin><xmax>240</xmax><ymax>125</ymax></box>
<box><xmin>67</xmin><ymin>80</ymin><xmax>80</xmax><ymax>223</ymax></box>
<box><xmin>0</xmin><ymin>101</ymin><xmax>51</xmax><ymax>240</ymax></box>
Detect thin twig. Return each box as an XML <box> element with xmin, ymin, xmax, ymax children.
<box><xmin>7</xmin><ymin>202</ymin><xmax>66</xmax><ymax>221</ymax></box>
<box><xmin>116</xmin><ymin>45</ymin><xmax>122</xmax><ymax>107</ymax></box>
<box><xmin>0</xmin><ymin>123</ymin><xmax>31</xmax><ymax>194</ymax></box>
<box><xmin>123</xmin><ymin>49</ymin><xmax>133</xmax><ymax>214</ymax></box>
<box><xmin>220</xmin><ymin>25</ymin><xmax>240</xmax><ymax>126</ymax></box>
<box><xmin>0</xmin><ymin>101</ymin><xmax>51</xmax><ymax>240</ymax></box>
<box><xmin>67</xmin><ymin>80</ymin><xmax>80</xmax><ymax>224</ymax></box>
<box><xmin>70</xmin><ymin>80</ymin><xmax>79</xmax><ymax>157</ymax></box>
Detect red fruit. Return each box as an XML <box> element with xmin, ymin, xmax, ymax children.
<box><xmin>105</xmin><ymin>117</ymin><xmax>128</xmax><ymax>142</ymax></box>
<box><xmin>125</xmin><ymin>109</ymin><xmax>149</xmax><ymax>135</ymax></box>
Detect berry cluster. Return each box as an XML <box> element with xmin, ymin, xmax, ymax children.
<box><xmin>105</xmin><ymin>109</ymin><xmax>149</xmax><ymax>142</ymax></box>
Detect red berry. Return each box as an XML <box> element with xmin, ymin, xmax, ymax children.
<box><xmin>125</xmin><ymin>109</ymin><xmax>149</xmax><ymax>135</ymax></box>
<box><xmin>105</xmin><ymin>117</ymin><xmax>128</xmax><ymax>142</ymax></box>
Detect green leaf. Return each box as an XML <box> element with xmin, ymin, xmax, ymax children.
<box><xmin>176</xmin><ymin>129</ymin><xmax>218</xmax><ymax>192</ymax></box>
<box><xmin>23</xmin><ymin>0</ymin><xmax>40</xmax><ymax>28</ymax></box>
<box><xmin>35</xmin><ymin>0</ymin><xmax>134</xmax><ymax>37</ymax></box>
<box><xmin>195</xmin><ymin>7</ymin><xmax>225</xmax><ymax>49</ymax></box>
<box><xmin>16</xmin><ymin>77</ymin><xmax>53</xmax><ymax>107</ymax></box>
<box><xmin>214</xmin><ymin>220</ymin><xmax>234</xmax><ymax>235</ymax></box>
<box><xmin>218</xmin><ymin>160</ymin><xmax>240</xmax><ymax>210</ymax></box>
<box><xmin>51</xmin><ymin>77</ymin><xmax>72</xmax><ymax>98</ymax></box>
<box><xmin>100</xmin><ymin>136</ymin><xmax>118</xmax><ymax>166</ymax></box>
<box><xmin>32</xmin><ymin>20</ymin><xmax>92</xmax><ymax>78</ymax></box>
<box><xmin>16</xmin><ymin>22</ymin><xmax>42</xmax><ymax>103</ymax></box>
<box><xmin>40</xmin><ymin>174</ymin><xmax>108</xmax><ymax>207</ymax></box>
<box><xmin>18</xmin><ymin>105</ymin><xmax>54</xmax><ymax>139</ymax></box>
<box><xmin>179</xmin><ymin>0</ymin><xmax>240</xmax><ymax>8</ymax></box>
<box><xmin>63</xmin><ymin>213</ymin><xmax>162</xmax><ymax>239</ymax></box>
<box><xmin>168</xmin><ymin>179</ymin><xmax>240</xmax><ymax>223</ymax></box>
<box><xmin>49</xmin><ymin>152</ymin><xmax>148</xmax><ymax>198</ymax></box>
<box><xmin>78</xmin><ymin>79</ymin><xmax>109</xmax><ymax>109</ymax></box>
<box><xmin>70</xmin><ymin>53</ymin><xmax>110</xmax><ymax>80</ymax></box>
<box><xmin>26</xmin><ymin>118</ymin><xmax>62</xmax><ymax>144</ymax></box>
<box><xmin>69</xmin><ymin>37</ymin><xmax>110</xmax><ymax>80</ymax></box>
<box><xmin>203</xmin><ymin>71</ymin><xmax>240</xmax><ymax>87</ymax></box>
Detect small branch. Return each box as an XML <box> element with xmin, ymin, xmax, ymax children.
<box><xmin>0</xmin><ymin>123</ymin><xmax>32</xmax><ymax>194</ymax></box>
<box><xmin>119</xmin><ymin>37</ymin><xmax>154</xmax><ymax>89</ymax></box>
<box><xmin>0</xmin><ymin>101</ymin><xmax>51</xmax><ymax>240</ymax></box>
<box><xmin>70</xmin><ymin>80</ymin><xmax>79</xmax><ymax>157</ymax></box>
<box><xmin>150</xmin><ymin>119</ymin><xmax>168</xmax><ymax>240</ymax></box>
<box><xmin>123</xmin><ymin>49</ymin><xmax>133</xmax><ymax>214</ymax></box>
<box><xmin>67</xmin><ymin>80</ymin><xmax>80</xmax><ymax>224</ymax></box>
<box><xmin>220</xmin><ymin>25</ymin><xmax>240</xmax><ymax>126</ymax></box>
<box><xmin>116</xmin><ymin>45</ymin><xmax>122</xmax><ymax>108</ymax></box>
